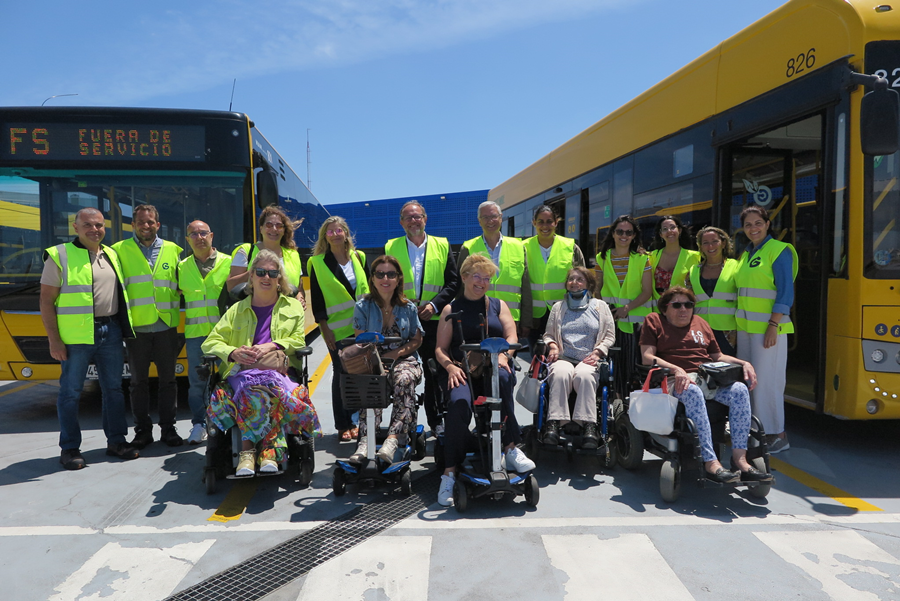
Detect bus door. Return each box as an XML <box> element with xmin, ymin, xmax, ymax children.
<box><xmin>720</xmin><ymin>114</ymin><xmax>824</xmax><ymax>410</ymax></box>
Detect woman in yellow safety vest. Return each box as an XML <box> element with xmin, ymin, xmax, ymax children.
<box><xmin>649</xmin><ymin>215</ymin><xmax>700</xmax><ymax>303</ymax></box>
<box><xmin>687</xmin><ymin>226</ymin><xmax>739</xmax><ymax>356</ymax></box>
<box><xmin>227</xmin><ymin>205</ymin><xmax>306</xmax><ymax>306</ymax></box>
<box><xmin>595</xmin><ymin>215</ymin><xmax>652</xmax><ymax>395</ymax></box>
<box><xmin>734</xmin><ymin>206</ymin><xmax>797</xmax><ymax>455</ymax></box>
<box><xmin>308</xmin><ymin>216</ymin><xmax>369</xmax><ymax>442</ymax></box>
<box><xmin>524</xmin><ymin>204</ymin><xmax>585</xmax><ymax>351</ymax></box>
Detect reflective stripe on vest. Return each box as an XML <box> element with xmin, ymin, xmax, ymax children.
<box><xmin>112</xmin><ymin>238</ymin><xmax>183</xmax><ymax>329</ymax></box>
<box><xmin>598</xmin><ymin>251</ymin><xmax>650</xmax><ymax>334</ymax></box>
<box><xmin>308</xmin><ymin>251</ymin><xmax>369</xmax><ymax>339</ymax></box>
<box><xmin>525</xmin><ymin>235</ymin><xmax>576</xmax><ymax>319</ymax></box>
<box><xmin>734</xmin><ymin>239</ymin><xmax>798</xmax><ymax>334</ymax></box>
<box><xmin>688</xmin><ymin>259</ymin><xmax>738</xmax><ymax>331</ymax></box>
<box><xmin>650</xmin><ymin>248</ymin><xmax>701</xmax><ymax>306</ymax></box>
<box><xmin>462</xmin><ymin>236</ymin><xmax>526</xmax><ymax>321</ymax></box>
<box><xmin>45</xmin><ymin>242</ymin><xmax>127</xmax><ymax>345</ymax></box>
<box><xmin>235</xmin><ymin>243</ymin><xmax>303</xmax><ymax>290</ymax></box>
<box><xmin>178</xmin><ymin>252</ymin><xmax>232</xmax><ymax>339</ymax></box>
<box><xmin>385</xmin><ymin>236</ymin><xmax>449</xmax><ymax>320</ymax></box>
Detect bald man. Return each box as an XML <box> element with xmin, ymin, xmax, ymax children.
<box><xmin>177</xmin><ymin>220</ymin><xmax>232</xmax><ymax>444</ymax></box>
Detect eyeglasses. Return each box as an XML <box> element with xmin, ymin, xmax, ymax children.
<box><xmin>374</xmin><ymin>270</ymin><xmax>399</xmax><ymax>280</ymax></box>
<box><xmin>614</xmin><ymin>228</ymin><xmax>635</xmax><ymax>236</ymax></box>
<box><xmin>669</xmin><ymin>301</ymin><xmax>695</xmax><ymax>309</ymax></box>
<box><xmin>77</xmin><ymin>222</ymin><xmax>104</xmax><ymax>230</ymax></box>
<box><xmin>480</xmin><ymin>213</ymin><xmax>501</xmax><ymax>222</ymax></box>
<box><xmin>264</xmin><ymin>222</ymin><xmax>284</xmax><ymax>230</ymax></box>
<box><xmin>469</xmin><ymin>273</ymin><xmax>491</xmax><ymax>284</ymax></box>
<box><xmin>254</xmin><ymin>268</ymin><xmax>280</xmax><ymax>278</ymax></box>
<box><xmin>326</xmin><ymin>229</ymin><xmax>344</xmax><ymax>236</ymax></box>
<box><xmin>402</xmin><ymin>214</ymin><xmax>425</xmax><ymax>222</ymax></box>
<box><xmin>189</xmin><ymin>230</ymin><xmax>211</xmax><ymax>239</ymax></box>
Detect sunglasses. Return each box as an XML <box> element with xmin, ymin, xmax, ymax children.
<box><xmin>254</xmin><ymin>268</ymin><xmax>280</xmax><ymax>278</ymax></box>
<box><xmin>669</xmin><ymin>301</ymin><xmax>695</xmax><ymax>309</ymax></box>
<box><xmin>614</xmin><ymin>228</ymin><xmax>635</xmax><ymax>236</ymax></box>
<box><xmin>374</xmin><ymin>270</ymin><xmax>399</xmax><ymax>280</ymax></box>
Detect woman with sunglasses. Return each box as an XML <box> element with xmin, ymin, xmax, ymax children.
<box><xmin>227</xmin><ymin>205</ymin><xmax>306</xmax><ymax>306</ymax></box>
<box><xmin>434</xmin><ymin>254</ymin><xmax>536</xmax><ymax>507</ymax></box>
<box><xmin>688</xmin><ymin>226</ymin><xmax>739</xmax><ymax>356</ymax></box>
<box><xmin>348</xmin><ymin>255</ymin><xmax>424</xmax><ymax>464</ymax></box>
<box><xmin>524</xmin><ymin>204</ymin><xmax>586</xmax><ymax>351</ymax></box>
<box><xmin>649</xmin><ymin>215</ymin><xmax>700</xmax><ymax>301</ymax></box>
<box><xmin>595</xmin><ymin>215</ymin><xmax>653</xmax><ymax>393</ymax></box>
<box><xmin>308</xmin><ymin>216</ymin><xmax>369</xmax><ymax>442</ymax></box>
<box><xmin>203</xmin><ymin>250</ymin><xmax>321</xmax><ymax>476</ymax></box>
<box><xmin>639</xmin><ymin>286</ymin><xmax>769</xmax><ymax>483</ymax></box>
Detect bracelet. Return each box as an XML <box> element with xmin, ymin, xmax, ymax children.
<box><xmin>767</xmin><ymin>320</ymin><xmax>778</xmax><ymax>327</ymax></box>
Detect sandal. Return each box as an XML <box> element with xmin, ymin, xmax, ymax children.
<box><xmin>339</xmin><ymin>429</ymin><xmax>352</xmax><ymax>442</ymax></box>
<box><xmin>349</xmin><ymin>427</ymin><xmax>360</xmax><ymax>440</ymax></box>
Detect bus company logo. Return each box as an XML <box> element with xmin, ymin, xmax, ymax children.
<box><xmin>749</xmin><ymin>257</ymin><xmax>762</xmax><ymax>268</ymax></box>
<box><xmin>742</xmin><ymin>179</ymin><xmax>773</xmax><ymax>207</ymax></box>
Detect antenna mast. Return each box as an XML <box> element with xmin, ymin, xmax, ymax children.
<box><xmin>229</xmin><ymin>79</ymin><xmax>237</xmax><ymax>111</ymax></box>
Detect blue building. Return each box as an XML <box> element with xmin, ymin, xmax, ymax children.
<box><xmin>326</xmin><ymin>190</ymin><xmax>489</xmax><ymax>252</ymax></box>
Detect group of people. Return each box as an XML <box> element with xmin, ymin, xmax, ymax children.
<box><xmin>43</xmin><ymin>198</ymin><xmax>795</xmax><ymax>508</ymax></box>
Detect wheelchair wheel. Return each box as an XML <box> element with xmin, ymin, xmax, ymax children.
<box><xmin>454</xmin><ymin>480</ymin><xmax>469</xmax><ymax>513</ymax></box>
<box><xmin>659</xmin><ymin>458</ymin><xmax>681</xmax><ymax>503</ymax></box>
<box><xmin>747</xmin><ymin>456</ymin><xmax>772</xmax><ymax>499</ymax></box>
<box><xmin>400</xmin><ymin>469</ymin><xmax>412</xmax><ymax>496</ymax></box>
<box><xmin>524</xmin><ymin>474</ymin><xmax>540</xmax><ymax>507</ymax></box>
<box><xmin>204</xmin><ymin>468</ymin><xmax>217</xmax><ymax>495</ymax></box>
<box><xmin>332</xmin><ymin>467</ymin><xmax>347</xmax><ymax>497</ymax></box>
<box><xmin>613</xmin><ymin>399</ymin><xmax>644</xmax><ymax>470</ymax></box>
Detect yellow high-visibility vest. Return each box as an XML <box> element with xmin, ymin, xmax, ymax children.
<box><xmin>178</xmin><ymin>252</ymin><xmax>232</xmax><ymax>339</ymax></box>
<box><xmin>308</xmin><ymin>251</ymin><xmax>369</xmax><ymax>339</ymax></box>
<box><xmin>734</xmin><ymin>239</ymin><xmax>798</xmax><ymax>334</ymax></box>
<box><xmin>112</xmin><ymin>238</ymin><xmax>182</xmax><ymax>328</ymax></box>
<box><xmin>688</xmin><ymin>259</ymin><xmax>738</xmax><ymax>331</ymax></box>
<box><xmin>525</xmin><ymin>235</ymin><xmax>575</xmax><ymax>319</ymax></box>
<box><xmin>384</xmin><ymin>236</ymin><xmax>449</xmax><ymax>320</ymax></box>
<box><xmin>462</xmin><ymin>236</ymin><xmax>525</xmax><ymax>321</ymax></box>
<box><xmin>597</xmin><ymin>251</ymin><xmax>651</xmax><ymax>334</ymax></box>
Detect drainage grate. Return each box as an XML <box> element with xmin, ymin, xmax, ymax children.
<box><xmin>166</xmin><ymin>471</ymin><xmax>440</xmax><ymax>601</ymax></box>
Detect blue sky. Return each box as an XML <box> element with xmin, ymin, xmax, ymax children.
<box><xmin>2</xmin><ymin>1</ymin><xmax>785</xmax><ymax>205</ymax></box>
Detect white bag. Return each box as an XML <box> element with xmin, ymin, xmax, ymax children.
<box><xmin>628</xmin><ymin>368</ymin><xmax>679</xmax><ymax>435</ymax></box>
<box><xmin>515</xmin><ymin>355</ymin><xmax>544</xmax><ymax>413</ymax></box>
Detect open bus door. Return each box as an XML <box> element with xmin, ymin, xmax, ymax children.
<box><xmin>719</xmin><ymin>114</ymin><xmax>825</xmax><ymax>411</ymax></box>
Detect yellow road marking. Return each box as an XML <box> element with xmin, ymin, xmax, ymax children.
<box><xmin>770</xmin><ymin>457</ymin><xmax>882</xmax><ymax>512</ymax></box>
<box><xmin>208</xmin><ymin>351</ymin><xmax>332</xmax><ymax>522</ymax></box>
<box><xmin>208</xmin><ymin>478</ymin><xmax>259</xmax><ymax>522</ymax></box>
<box><xmin>0</xmin><ymin>382</ymin><xmax>40</xmax><ymax>398</ymax></box>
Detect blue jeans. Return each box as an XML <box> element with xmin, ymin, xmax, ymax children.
<box><xmin>57</xmin><ymin>319</ymin><xmax>128</xmax><ymax>450</ymax></box>
<box><xmin>185</xmin><ymin>337</ymin><xmax>207</xmax><ymax>426</ymax></box>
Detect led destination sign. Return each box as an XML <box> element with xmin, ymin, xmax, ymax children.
<box><xmin>1</xmin><ymin>123</ymin><xmax>206</xmax><ymax>162</ymax></box>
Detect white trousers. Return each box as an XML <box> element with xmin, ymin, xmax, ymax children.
<box><xmin>547</xmin><ymin>359</ymin><xmax>599</xmax><ymax>423</ymax></box>
<box><xmin>737</xmin><ymin>330</ymin><xmax>787</xmax><ymax>435</ymax></box>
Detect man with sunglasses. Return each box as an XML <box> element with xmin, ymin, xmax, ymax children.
<box><xmin>113</xmin><ymin>204</ymin><xmax>184</xmax><ymax>448</ymax></box>
<box><xmin>177</xmin><ymin>221</ymin><xmax>232</xmax><ymax>445</ymax></box>
<box><xmin>384</xmin><ymin>200</ymin><xmax>459</xmax><ymax>434</ymax></box>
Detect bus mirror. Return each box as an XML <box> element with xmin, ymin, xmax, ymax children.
<box><xmin>256</xmin><ymin>170</ymin><xmax>279</xmax><ymax>207</ymax></box>
<box><xmin>860</xmin><ymin>86</ymin><xmax>900</xmax><ymax>156</ymax></box>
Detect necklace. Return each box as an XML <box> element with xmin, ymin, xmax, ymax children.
<box><xmin>705</xmin><ymin>261</ymin><xmax>724</xmax><ymax>267</ymax></box>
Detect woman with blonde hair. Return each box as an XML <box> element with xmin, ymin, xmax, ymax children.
<box><xmin>227</xmin><ymin>205</ymin><xmax>306</xmax><ymax>305</ymax></box>
<box><xmin>308</xmin><ymin>216</ymin><xmax>369</xmax><ymax>441</ymax></box>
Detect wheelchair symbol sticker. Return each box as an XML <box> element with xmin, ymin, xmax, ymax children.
<box><xmin>874</xmin><ymin>250</ymin><xmax>891</xmax><ymax>266</ymax></box>
<box><xmin>892</xmin><ymin>325</ymin><xmax>900</xmax><ymax>338</ymax></box>
<box><xmin>875</xmin><ymin>323</ymin><xmax>888</xmax><ymax>336</ymax></box>
<box><xmin>742</xmin><ymin>179</ymin><xmax>773</xmax><ymax>207</ymax></box>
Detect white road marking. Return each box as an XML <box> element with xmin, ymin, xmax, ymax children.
<box><xmin>3</xmin><ymin>513</ymin><xmax>900</xmax><ymax>537</ymax></box>
<box><xmin>297</xmin><ymin>536</ymin><xmax>431</xmax><ymax>601</ymax></box>
<box><xmin>543</xmin><ymin>534</ymin><xmax>694</xmax><ymax>600</ymax></box>
<box><xmin>48</xmin><ymin>539</ymin><xmax>215</xmax><ymax>601</ymax></box>
<box><xmin>755</xmin><ymin>530</ymin><xmax>900</xmax><ymax>601</ymax></box>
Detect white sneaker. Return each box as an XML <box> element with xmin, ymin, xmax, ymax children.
<box><xmin>349</xmin><ymin>441</ymin><xmax>368</xmax><ymax>464</ymax></box>
<box><xmin>187</xmin><ymin>424</ymin><xmax>207</xmax><ymax>445</ymax></box>
<box><xmin>259</xmin><ymin>457</ymin><xmax>278</xmax><ymax>473</ymax></box>
<box><xmin>505</xmin><ymin>447</ymin><xmax>536</xmax><ymax>473</ymax></box>
<box><xmin>377</xmin><ymin>437</ymin><xmax>399</xmax><ymax>463</ymax></box>
<box><xmin>438</xmin><ymin>473</ymin><xmax>455</xmax><ymax>507</ymax></box>
<box><xmin>768</xmin><ymin>436</ymin><xmax>790</xmax><ymax>454</ymax></box>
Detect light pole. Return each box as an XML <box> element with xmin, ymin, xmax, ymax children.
<box><xmin>41</xmin><ymin>94</ymin><xmax>78</xmax><ymax>106</ymax></box>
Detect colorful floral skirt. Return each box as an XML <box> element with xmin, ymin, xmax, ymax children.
<box><xmin>208</xmin><ymin>368</ymin><xmax>321</xmax><ymax>462</ymax></box>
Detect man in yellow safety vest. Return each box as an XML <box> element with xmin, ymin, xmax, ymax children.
<box><xmin>39</xmin><ymin>207</ymin><xmax>139</xmax><ymax>470</ymax></box>
<box><xmin>113</xmin><ymin>204</ymin><xmax>184</xmax><ymax>449</ymax></box>
<box><xmin>384</xmin><ymin>200</ymin><xmax>460</xmax><ymax>433</ymax></box>
<box><xmin>177</xmin><ymin>220</ymin><xmax>232</xmax><ymax>445</ymax></box>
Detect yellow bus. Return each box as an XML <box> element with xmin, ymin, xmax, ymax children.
<box><xmin>0</xmin><ymin>107</ymin><xmax>326</xmax><ymax>381</ymax></box>
<box><xmin>489</xmin><ymin>0</ymin><xmax>900</xmax><ymax>420</ymax></box>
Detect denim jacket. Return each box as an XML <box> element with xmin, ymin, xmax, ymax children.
<box><xmin>352</xmin><ymin>298</ymin><xmax>423</xmax><ymax>357</ymax></box>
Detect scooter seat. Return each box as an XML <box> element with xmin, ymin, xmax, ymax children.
<box><xmin>480</xmin><ymin>338</ymin><xmax>510</xmax><ymax>354</ymax></box>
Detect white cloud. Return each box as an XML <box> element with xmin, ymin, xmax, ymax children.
<box><xmin>5</xmin><ymin>0</ymin><xmax>634</xmax><ymax>106</ymax></box>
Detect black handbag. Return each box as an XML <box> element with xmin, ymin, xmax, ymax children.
<box><xmin>699</xmin><ymin>362</ymin><xmax>744</xmax><ymax>388</ymax></box>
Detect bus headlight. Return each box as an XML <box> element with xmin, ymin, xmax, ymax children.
<box><xmin>867</xmin><ymin>399</ymin><xmax>880</xmax><ymax>414</ymax></box>
<box><xmin>871</xmin><ymin>349</ymin><xmax>886</xmax><ymax>363</ymax></box>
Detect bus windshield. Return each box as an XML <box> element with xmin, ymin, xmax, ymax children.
<box><xmin>0</xmin><ymin>169</ymin><xmax>248</xmax><ymax>287</ymax></box>
<box><xmin>867</xmin><ymin>153</ymin><xmax>900</xmax><ymax>278</ymax></box>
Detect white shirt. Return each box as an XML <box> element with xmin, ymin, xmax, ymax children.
<box><xmin>540</xmin><ymin>239</ymin><xmax>554</xmax><ymax>263</ymax></box>
<box><xmin>339</xmin><ymin>259</ymin><xmax>356</xmax><ymax>289</ymax></box>
<box><xmin>406</xmin><ymin>234</ymin><xmax>427</xmax><ymax>301</ymax></box>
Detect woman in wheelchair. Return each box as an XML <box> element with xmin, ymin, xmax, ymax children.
<box><xmin>202</xmin><ymin>250</ymin><xmax>321</xmax><ymax>477</ymax></box>
<box><xmin>434</xmin><ymin>254</ymin><xmax>536</xmax><ymax>506</ymax></box>
<box><xmin>541</xmin><ymin>267</ymin><xmax>616</xmax><ymax>448</ymax></box>
<box><xmin>639</xmin><ymin>286</ymin><xmax>771</xmax><ymax>483</ymax></box>
<box><xmin>349</xmin><ymin>255</ymin><xmax>424</xmax><ymax>464</ymax></box>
